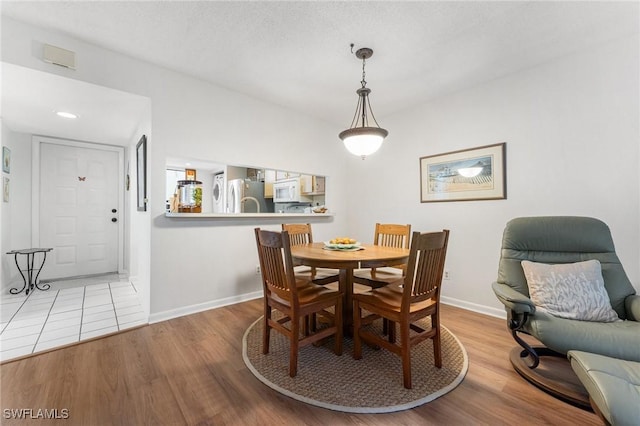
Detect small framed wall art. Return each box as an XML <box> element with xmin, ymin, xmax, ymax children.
<box><xmin>185</xmin><ymin>169</ymin><xmax>196</xmax><ymax>181</ymax></box>
<box><xmin>3</xmin><ymin>177</ymin><xmax>9</xmax><ymax>202</ymax></box>
<box><xmin>2</xmin><ymin>146</ymin><xmax>10</xmax><ymax>174</ymax></box>
<box><xmin>136</xmin><ymin>135</ymin><xmax>147</xmax><ymax>211</ymax></box>
<box><xmin>420</xmin><ymin>142</ymin><xmax>506</xmax><ymax>203</ymax></box>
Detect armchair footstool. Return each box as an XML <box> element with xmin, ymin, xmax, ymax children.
<box><xmin>568</xmin><ymin>351</ymin><xmax>640</xmax><ymax>426</ymax></box>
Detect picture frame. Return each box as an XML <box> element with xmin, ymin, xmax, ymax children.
<box><xmin>420</xmin><ymin>142</ymin><xmax>506</xmax><ymax>203</ymax></box>
<box><xmin>136</xmin><ymin>135</ymin><xmax>147</xmax><ymax>211</ymax></box>
<box><xmin>185</xmin><ymin>168</ymin><xmax>196</xmax><ymax>181</ymax></box>
<box><xmin>3</xmin><ymin>177</ymin><xmax>9</xmax><ymax>202</ymax></box>
<box><xmin>2</xmin><ymin>146</ymin><xmax>10</xmax><ymax>174</ymax></box>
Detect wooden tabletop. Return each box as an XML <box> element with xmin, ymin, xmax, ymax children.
<box><xmin>290</xmin><ymin>243</ymin><xmax>409</xmax><ymax>269</ymax></box>
<box><xmin>291</xmin><ymin>242</ymin><xmax>410</xmax><ymax>336</ymax></box>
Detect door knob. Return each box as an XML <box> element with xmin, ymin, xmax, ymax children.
<box><xmin>111</xmin><ymin>218</ymin><xmax>118</xmax><ymax>223</ymax></box>
<box><xmin>112</xmin><ymin>209</ymin><xmax>117</xmax><ymax>213</ymax></box>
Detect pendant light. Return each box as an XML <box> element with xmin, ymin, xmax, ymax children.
<box><xmin>338</xmin><ymin>46</ymin><xmax>388</xmax><ymax>159</ymax></box>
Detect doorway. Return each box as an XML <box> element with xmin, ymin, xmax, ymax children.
<box><xmin>32</xmin><ymin>136</ymin><xmax>125</xmax><ymax>280</ymax></box>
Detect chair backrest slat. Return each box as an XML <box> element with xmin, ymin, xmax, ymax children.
<box><xmin>282</xmin><ymin>223</ymin><xmax>316</xmax><ymax>270</ymax></box>
<box><xmin>404</xmin><ymin>230</ymin><xmax>450</xmax><ymax>306</ymax></box>
<box><xmin>374</xmin><ymin>223</ymin><xmax>412</xmax><ymax>249</ymax></box>
<box><xmin>282</xmin><ymin>223</ymin><xmax>313</xmax><ymax>245</ymax></box>
<box><xmin>255</xmin><ymin>228</ymin><xmax>299</xmax><ymax>302</ymax></box>
<box><xmin>372</xmin><ymin>223</ymin><xmax>412</xmax><ymax>272</ymax></box>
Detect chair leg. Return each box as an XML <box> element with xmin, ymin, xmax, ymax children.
<box><xmin>400</xmin><ymin>321</ymin><xmax>412</xmax><ymax>389</ymax></box>
<box><xmin>353</xmin><ymin>301</ymin><xmax>362</xmax><ymax>360</ymax></box>
<box><xmin>262</xmin><ymin>305</ymin><xmax>271</xmax><ymax>355</ymax></box>
<box><xmin>302</xmin><ymin>314</ymin><xmax>317</xmax><ymax>336</ymax></box>
<box><xmin>388</xmin><ymin>320</ymin><xmax>396</xmax><ymax>343</ymax></box>
<box><xmin>310</xmin><ymin>313</ymin><xmax>317</xmax><ymax>332</ymax></box>
<box><xmin>289</xmin><ymin>317</ymin><xmax>299</xmax><ymax>377</ymax></box>
<box><xmin>302</xmin><ymin>315</ymin><xmax>309</xmax><ymax>336</ymax></box>
<box><xmin>334</xmin><ymin>298</ymin><xmax>343</xmax><ymax>356</ymax></box>
<box><xmin>433</xmin><ymin>313</ymin><xmax>442</xmax><ymax>368</ymax></box>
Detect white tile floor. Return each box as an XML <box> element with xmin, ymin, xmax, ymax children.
<box><xmin>0</xmin><ymin>278</ymin><xmax>147</xmax><ymax>362</ymax></box>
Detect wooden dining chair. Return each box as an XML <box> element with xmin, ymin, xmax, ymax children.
<box><xmin>354</xmin><ymin>223</ymin><xmax>412</xmax><ymax>289</ymax></box>
<box><xmin>353</xmin><ymin>229</ymin><xmax>450</xmax><ymax>389</ymax></box>
<box><xmin>281</xmin><ymin>223</ymin><xmax>339</xmax><ymax>285</ymax></box>
<box><xmin>254</xmin><ymin>228</ymin><xmax>343</xmax><ymax>377</ymax></box>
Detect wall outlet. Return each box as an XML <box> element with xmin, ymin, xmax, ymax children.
<box><xmin>256</xmin><ymin>265</ymin><xmax>261</xmax><ymax>275</ymax></box>
<box><xmin>444</xmin><ymin>270</ymin><xmax>451</xmax><ymax>280</ymax></box>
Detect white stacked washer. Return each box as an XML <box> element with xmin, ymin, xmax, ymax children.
<box><xmin>212</xmin><ymin>173</ymin><xmax>225</xmax><ymax>213</ymax></box>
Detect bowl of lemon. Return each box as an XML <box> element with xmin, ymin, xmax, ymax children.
<box><xmin>324</xmin><ymin>237</ymin><xmax>361</xmax><ymax>250</ymax></box>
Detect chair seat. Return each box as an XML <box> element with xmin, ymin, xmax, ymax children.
<box><xmin>354</xmin><ymin>284</ymin><xmax>436</xmax><ymax>314</ymax></box>
<box><xmin>294</xmin><ymin>266</ymin><xmax>338</xmax><ymax>278</ymax></box>
<box><xmin>324</xmin><ymin>281</ymin><xmax>371</xmax><ymax>295</ymax></box>
<box><xmin>354</xmin><ymin>267</ymin><xmax>404</xmax><ymax>288</ymax></box>
<box><xmin>270</xmin><ymin>282</ymin><xmax>342</xmax><ymax>306</ymax></box>
<box><xmin>293</xmin><ymin>266</ymin><xmax>339</xmax><ymax>285</ymax></box>
<box><xmin>524</xmin><ymin>310</ymin><xmax>640</xmax><ymax>361</ymax></box>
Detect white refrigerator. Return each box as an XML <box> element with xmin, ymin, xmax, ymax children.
<box><xmin>227</xmin><ymin>179</ymin><xmax>273</xmax><ymax>213</ymax></box>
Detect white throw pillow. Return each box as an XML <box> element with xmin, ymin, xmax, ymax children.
<box><xmin>521</xmin><ymin>259</ymin><xmax>619</xmax><ymax>322</ymax></box>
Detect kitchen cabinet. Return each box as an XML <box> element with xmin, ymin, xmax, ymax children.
<box><xmin>300</xmin><ymin>175</ymin><xmax>313</xmax><ymax>193</ymax></box>
<box><xmin>301</xmin><ymin>175</ymin><xmax>325</xmax><ymax>195</ymax></box>
<box><xmin>267</xmin><ymin>172</ymin><xmax>324</xmax><ymax>196</ymax></box>
<box><xmin>276</xmin><ymin>171</ymin><xmax>300</xmax><ymax>180</ymax></box>
<box><xmin>313</xmin><ymin>176</ymin><xmax>325</xmax><ymax>194</ymax></box>
<box><xmin>264</xmin><ymin>169</ymin><xmax>276</xmax><ymax>198</ymax></box>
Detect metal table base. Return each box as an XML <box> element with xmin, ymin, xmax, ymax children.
<box><xmin>6</xmin><ymin>248</ymin><xmax>53</xmax><ymax>295</ymax></box>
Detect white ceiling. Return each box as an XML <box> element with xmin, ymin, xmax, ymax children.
<box><xmin>1</xmin><ymin>1</ymin><xmax>638</xmax><ymax>142</ymax></box>
<box><xmin>2</xmin><ymin>62</ymin><xmax>150</xmax><ymax>145</ymax></box>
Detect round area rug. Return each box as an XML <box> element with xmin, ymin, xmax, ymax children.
<box><xmin>242</xmin><ymin>316</ymin><xmax>468</xmax><ymax>413</ymax></box>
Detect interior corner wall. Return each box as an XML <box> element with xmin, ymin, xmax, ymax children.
<box><xmin>1</xmin><ymin>123</ymin><xmax>32</xmax><ymax>293</ymax></box>
<box><xmin>345</xmin><ymin>34</ymin><xmax>640</xmax><ymax>315</ymax></box>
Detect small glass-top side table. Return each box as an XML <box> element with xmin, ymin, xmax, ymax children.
<box><xmin>6</xmin><ymin>248</ymin><xmax>53</xmax><ymax>295</ymax></box>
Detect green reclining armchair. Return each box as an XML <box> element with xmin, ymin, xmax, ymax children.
<box><xmin>492</xmin><ymin>216</ymin><xmax>640</xmax><ymax>406</ymax></box>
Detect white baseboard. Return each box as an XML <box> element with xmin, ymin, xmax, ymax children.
<box><xmin>441</xmin><ymin>296</ymin><xmax>506</xmax><ymax>319</ymax></box>
<box><xmin>149</xmin><ymin>291</ymin><xmax>506</xmax><ymax>325</ymax></box>
<box><xmin>149</xmin><ymin>290</ymin><xmax>263</xmax><ymax>324</ymax></box>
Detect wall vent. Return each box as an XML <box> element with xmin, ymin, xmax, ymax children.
<box><xmin>43</xmin><ymin>44</ymin><xmax>76</xmax><ymax>69</ymax></box>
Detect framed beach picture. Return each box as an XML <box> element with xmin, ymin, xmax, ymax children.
<box><xmin>420</xmin><ymin>142</ymin><xmax>506</xmax><ymax>203</ymax></box>
<box><xmin>2</xmin><ymin>146</ymin><xmax>10</xmax><ymax>174</ymax></box>
<box><xmin>136</xmin><ymin>135</ymin><xmax>147</xmax><ymax>211</ymax></box>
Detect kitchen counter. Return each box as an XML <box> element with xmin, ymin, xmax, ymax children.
<box><xmin>165</xmin><ymin>212</ymin><xmax>334</xmax><ymax>219</ymax></box>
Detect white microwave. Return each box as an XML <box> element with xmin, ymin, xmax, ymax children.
<box><xmin>273</xmin><ymin>178</ymin><xmax>312</xmax><ymax>203</ymax></box>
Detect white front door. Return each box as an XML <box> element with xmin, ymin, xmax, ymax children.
<box><xmin>38</xmin><ymin>140</ymin><xmax>121</xmax><ymax>279</ymax></box>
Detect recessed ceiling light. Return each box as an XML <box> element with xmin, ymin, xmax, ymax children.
<box><xmin>185</xmin><ymin>162</ymin><xmax>192</xmax><ymax>166</ymax></box>
<box><xmin>56</xmin><ymin>111</ymin><xmax>78</xmax><ymax>119</ymax></box>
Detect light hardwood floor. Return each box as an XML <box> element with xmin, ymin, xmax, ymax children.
<box><xmin>0</xmin><ymin>300</ymin><xmax>601</xmax><ymax>425</ymax></box>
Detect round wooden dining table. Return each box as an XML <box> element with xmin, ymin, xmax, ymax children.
<box><xmin>290</xmin><ymin>242</ymin><xmax>410</xmax><ymax>335</ymax></box>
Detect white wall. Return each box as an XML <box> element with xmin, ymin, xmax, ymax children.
<box><xmin>127</xmin><ymin>127</ymin><xmax>152</xmax><ymax>317</ymax></box>
<box><xmin>1</xmin><ymin>124</ymin><xmax>32</xmax><ymax>293</ymax></box>
<box><xmin>4</xmin><ymin>17</ymin><xmax>638</xmax><ymax>321</ymax></box>
<box><xmin>2</xmin><ymin>17</ymin><xmax>350</xmax><ymax>320</ymax></box>
<box><xmin>346</xmin><ymin>35</ymin><xmax>640</xmax><ymax>316</ymax></box>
